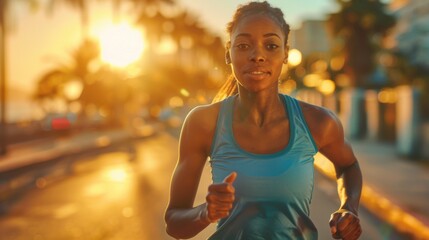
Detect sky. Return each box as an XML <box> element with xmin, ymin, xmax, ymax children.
<box><xmin>179</xmin><ymin>0</ymin><xmax>339</xmax><ymax>33</ymax></box>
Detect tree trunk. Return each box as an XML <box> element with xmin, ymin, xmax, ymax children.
<box><xmin>0</xmin><ymin>0</ymin><xmax>7</xmax><ymax>155</ymax></box>
<box><xmin>344</xmin><ymin>27</ymin><xmax>374</xmax><ymax>88</ymax></box>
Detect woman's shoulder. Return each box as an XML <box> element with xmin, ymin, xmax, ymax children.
<box><xmin>296</xmin><ymin>99</ymin><xmax>344</xmax><ymax>148</ymax></box>
<box><xmin>186</xmin><ymin>101</ymin><xmax>222</xmax><ymax>122</ymax></box>
<box><xmin>182</xmin><ymin>101</ymin><xmax>223</xmax><ymax>134</ymax></box>
<box><xmin>297</xmin><ymin>100</ymin><xmax>338</xmax><ymax>123</ymax></box>
<box><xmin>179</xmin><ymin>101</ymin><xmax>224</xmax><ymax>154</ymax></box>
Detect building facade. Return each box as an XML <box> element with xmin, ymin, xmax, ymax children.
<box><xmin>389</xmin><ymin>0</ymin><xmax>429</xmax><ymax>70</ymax></box>
<box><xmin>289</xmin><ymin>20</ymin><xmax>331</xmax><ymax>58</ymax></box>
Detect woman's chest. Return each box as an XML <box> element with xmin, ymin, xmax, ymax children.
<box><xmin>233</xmin><ymin>121</ymin><xmax>291</xmax><ymax>155</ymax></box>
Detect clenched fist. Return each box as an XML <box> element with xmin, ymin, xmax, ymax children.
<box><xmin>329</xmin><ymin>209</ymin><xmax>362</xmax><ymax>240</ymax></box>
<box><xmin>203</xmin><ymin>172</ymin><xmax>237</xmax><ymax>223</ymax></box>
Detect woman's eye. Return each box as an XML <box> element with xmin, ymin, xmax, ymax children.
<box><xmin>267</xmin><ymin>44</ymin><xmax>279</xmax><ymax>50</ymax></box>
<box><xmin>236</xmin><ymin>44</ymin><xmax>249</xmax><ymax>49</ymax></box>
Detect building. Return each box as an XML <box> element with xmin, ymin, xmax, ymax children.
<box><xmin>389</xmin><ymin>0</ymin><xmax>429</xmax><ymax>70</ymax></box>
<box><xmin>289</xmin><ymin>20</ymin><xmax>331</xmax><ymax>58</ymax></box>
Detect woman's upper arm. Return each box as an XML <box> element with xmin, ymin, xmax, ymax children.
<box><xmin>303</xmin><ymin>103</ymin><xmax>357</xmax><ymax>170</ymax></box>
<box><xmin>166</xmin><ymin>105</ymin><xmax>216</xmax><ymax>211</ymax></box>
<box><xmin>318</xmin><ymin>110</ymin><xmax>358</xmax><ymax>170</ymax></box>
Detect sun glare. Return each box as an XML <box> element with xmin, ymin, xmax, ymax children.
<box><xmin>96</xmin><ymin>23</ymin><xmax>145</xmax><ymax>67</ymax></box>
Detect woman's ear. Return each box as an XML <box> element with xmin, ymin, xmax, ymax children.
<box><xmin>225</xmin><ymin>51</ymin><xmax>232</xmax><ymax>65</ymax></box>
<box><xmin>225</xmin><ymin>41</ymin><xmax>232</xmax><ymax>65</ymax></box>
<box><xmin>283</xmin><ymin>45</ymin><xmax>289</xmax><ymax>64</ymax></box>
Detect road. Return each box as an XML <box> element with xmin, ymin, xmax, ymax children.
<box><xmin>0</xmin><ymin>132</ymin><xmax>411</xmax><ymax>239</ymax></box>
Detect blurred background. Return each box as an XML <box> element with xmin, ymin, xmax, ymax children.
<box><xmin>0</xmin><ymin>0</ymin><xmax>428</xmax><ymax>239</ymax></box>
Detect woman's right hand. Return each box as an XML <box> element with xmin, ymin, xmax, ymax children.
<box><xmin>203</xmin><ymin>172</ymin><xmax>237</xmax><ymax>223</ymax></box>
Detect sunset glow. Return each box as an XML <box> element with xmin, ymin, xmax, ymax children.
<box><xmin>96</xmin><ymin>23</ymin><xmax>145</xmax><ymax>67</ymax></box>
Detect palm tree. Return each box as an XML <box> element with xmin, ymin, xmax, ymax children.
<box><xmin>34</xmin><ymin>39</ymin><xmax>141</xmax><ymax>127</ymax></box>
<box><xmin>169</xmin><ymin>10</ymin><xmax>199</xmax><ymax>64</ymax></box>
<box><xmin>327</xmin><ymin>0</ymin><xmax>395</xmax><ymax>88</ymax></box>
<box><xmin>137</xmin><ymin>7</ymin><xmax>227</xmax><ymax>95</ymax></box>
<box><xmin>34</xmin><ymin>39</ymin><xmax>98</xmax><ymax>98</ymax></box>
<box><xmin>136</xmin><ymin>10</ymin><xmax>169</xmax><ymax>51</ymax></box>
<box><xmin>34</xmin><ymin>40</ymin><xmax>98</xmax><ymax>119</ymax></box>
<box><xmin>110</xmin><ymin>0</ymin><xmax>174</xmax><ymax>11</ymax></box>
<box><xmin>45</xmin><ymin>0</ymin><xmax>90</xmax><ymax>38</ymax></box>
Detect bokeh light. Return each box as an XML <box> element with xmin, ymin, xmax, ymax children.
<box><xmin>335</xmin><ymin>74</ymin><xmax>351</xmax><ymax>87</ymax></box>
<box><xmin>169</xmin><ymin>96</ymin><xmax>184</xmax><ymax>108</ymax></box>
<box><xmin>317</xmin><ymin>79</ymin><xmax>336</xmax><ymax>95</ymax></box>
<box><xmin>303</xmin><ymin>74</ymin><xmax>323</xmax><ymax>87</ymax></box>
<box><xmin>280</xmin><ymin>79</ymin><xmax>297</xmax><ymax>94</ymax></box>
<box><xmin>311</xmin><ymin>60</ymin><xmax>328</xmax><ymax>73</ymax></box>
<box><xmin>378</xmin><ymin>88</ymin><xmax>398</xmax><ymax>103</ymax></box>
<box><xmin>63</xmin><ymin>80</ymin><xmax>83</xmax><ymax>101</ymax></box>
<box><xmin>330</xmin><ymin>56</ymin><xmax>345</xmax><ymax>71</ymax></box>
<box><xmin>106</xmin><ymin>168</ymin><xmax>128</xmax><ymax>182</ymax></box>
<box><xmin>288</xmin><ymin>49</ymin><xmax>302</xmax><ymax>67</ymax></box>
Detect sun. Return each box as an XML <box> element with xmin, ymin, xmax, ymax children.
<box><xmin>96</xmin><ymin>23</ymin><xmax>145</xmax><ymax>67</ymax></box>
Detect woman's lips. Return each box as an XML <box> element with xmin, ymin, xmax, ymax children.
<box><xmin>245</xmin><ymin>70</ymin><xmax>271</xmax><ymax>78</ymax></box>
<box><xmin>249</xmin><ymin>71</ymin><xmax>266</xmax><ymax>75</ymax></box>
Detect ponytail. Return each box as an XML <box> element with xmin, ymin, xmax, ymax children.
<box><xmin>212</xmin><ymin>74</ymin><xmax>238</xmax><ymax>103</ymax></box>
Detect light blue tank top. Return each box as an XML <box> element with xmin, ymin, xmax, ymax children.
<box><xmin>208</xmin><ymin>94</ymin><xmax>319</xmax><ymax>240</ymax></box>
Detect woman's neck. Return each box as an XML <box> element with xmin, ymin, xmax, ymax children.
<box><xmin>234</xmin><ymin>89</ymin><xmax>285</xmax><ymax>127</ymax></box>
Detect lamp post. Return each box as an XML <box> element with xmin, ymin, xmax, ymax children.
<box><xmin>0</xmin><ymin>0</ymin><xmax>7</xmax><ymax>156</ymax></box>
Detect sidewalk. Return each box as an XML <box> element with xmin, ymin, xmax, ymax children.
<box><xmin>0</xmin><ymin>129</ymin><xmax>133</xmax><ymax>173</ymax></box>
<box><xmin>0</xmin><ymin>127</ymin><xmax>149</xmax><ymax>212</ymax></box>
<box><xmin>315</xmin><ymin>139</ymin><xmax>429</xmax><ymax>240</ymax></box>
<box><xmin>1</xmin><ymin>127</ymin><xmax>428</xmax><ymax>239</ymax></box>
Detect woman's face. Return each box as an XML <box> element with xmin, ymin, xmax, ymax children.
<box><xmin>228</xmin><ymin>14</ymin><xmax>288</xmax><ymax>93</ymax></box>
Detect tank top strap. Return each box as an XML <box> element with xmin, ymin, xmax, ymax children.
<box><xmin>209</xmin><ymin>95</ymin><xmax>236</xmax><ymax>157</ymax></box>
<box><xmin>282</xmin><ymin>94</ymin><xmax>318</xmax><ymax>153</ymax></box>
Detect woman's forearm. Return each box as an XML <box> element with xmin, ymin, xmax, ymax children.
<box><xmin>335</xmin><ymin>161</ymin><xmax>363</xmax><ymax>215</ymax></box>
<box><xmin>165</xmin><ymin>203</ymin><xmax>210</xmax><ymax>239</ymax></box>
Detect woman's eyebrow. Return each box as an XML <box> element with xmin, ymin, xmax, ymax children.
<box><xmin>234</xmin><ymin>33</ymin><xmax>251</xmax><ymax>39</ymax></box>
<box><xmin>234</xmin><ymin>32</ymin><xmax>281</xmax><ymax>39</ymax></box>
<box><xmin>263</xmin><ymin>33</ymin><xmax>281</xmax><ymax>39</ymax></box>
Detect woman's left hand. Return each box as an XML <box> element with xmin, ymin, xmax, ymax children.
<box><xmin>329</xmin><ymin>209</ymin><xmax>362</xmax><ymax>240</ymax></box>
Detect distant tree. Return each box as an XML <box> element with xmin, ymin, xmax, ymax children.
<box><xmin>45</xmin><ymin>0</ymin><xmax>90</xmax><ymax>38</ymax></box>
<box><xmin>135</xmin><ymin>10</ymin><xmax>170</xmax><ymax>51</ymax></box>
<box><xmin>34</xmin><ymin>39</ymin><xmax>137</xmax><ymax>126</ymax></box>
<box><xmin>134</xmin><ymin>6</ymin><xmax>227</xmax><ymax>98</ymax></box>
<box><xmin>327</xmin><ymin>0</ymin><xmax>395</xmax><ymax>88</ymax></box>
<box><xmin>35</xmin><ymin>0</ymin><xmax>227</xmax><ymax>122</ymax></box>
<box><xmin>45</xmin><ymin>0</ymin><xmax>174</xmax><ymax>38</ymax></box>
<box><xmin>110</xmin><ymin>0</ymin><xmax>174</xmax><ymax>12</ymax></box>
<box><xmin>34</xmin><ymin>39</ymin><xmax>99</xmax><ymax>108</ymax></box>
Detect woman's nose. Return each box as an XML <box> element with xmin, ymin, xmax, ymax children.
<box><xmin>249</xmin><ymin>47</ymin><xmax>265</xmax><ymax>62</ymax></box>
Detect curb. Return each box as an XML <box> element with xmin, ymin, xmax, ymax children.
<box><xmin>0</xmin><ymin>132</ymin><xmax>130</xmax><ymax>173</ymax></box>
<box><xmin>314</xmin><ymin>153</ymin><xmax>429</xmax><ymax>240</ymax></box>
